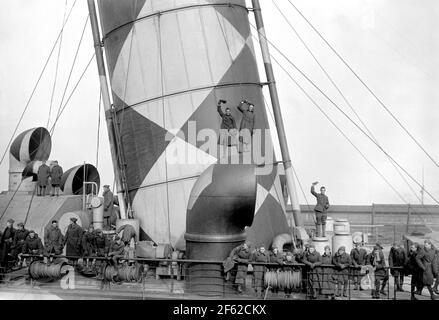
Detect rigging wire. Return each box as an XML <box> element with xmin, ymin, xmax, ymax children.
<box><xmin>50</xmin><ymin>53</ymin><xmax>96</xmax><ymax>135</ymax></box>
<box><xmin>47</xmin><ymin>0</ymin><xmax>68</xmax><ymax>129</ymax></box>
<box><xmin>0</xmin><ymin>0</ymin><xmax>77</xmax><ymax>167</ymax></box>
<box><xmin>271</xmin><ymin>0</ymin><xmax>434</xmax><ymax>221</ymax></box>
<box><xmin>96</xmin><ymin>92</ymin><xmax>102</xmax><ymax>169</ymax></box>
<box><xmin>248</xmin><ymin>22</ymin><xmax>439</xmax><ymax>205</ymax></box>
<box><xmin>53</xmin><ymin>14</ymin><xmax>90</xmax><ymax>124</ymax></box>
<box><xmin>284</xmin><ymin>0</ymin><xmax>439</xmax><ymax>171</ymax></box>
<box><xmin>262</xmin><ymin>95</ymin><xmax>312</xmax><ymax>213</ymax></box>
<box><xmin>255</xmin><ymin>34</ymin><xmax>410</xmax><ymax>205</ymax></box>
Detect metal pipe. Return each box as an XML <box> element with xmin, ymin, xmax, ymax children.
<box><xmin>87</xmin><ymin>0</ymin><xmax>127</xmax><ymax>219</ymax></box>
<box><xmin>252</xmin><ymin>0</ymin><xmax>302</xmax><ymax>227</ymax></box>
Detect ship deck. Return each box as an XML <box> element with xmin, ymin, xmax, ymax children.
<box><xmin>0</xmin><ymin>268</ymin><xmax>433</xmax><ymax>300</ymax></box>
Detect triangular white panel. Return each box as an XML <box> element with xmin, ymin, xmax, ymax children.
<box><xmin>255</xmin><ymin>183</ymin><xmax>269</xmax><ymax>214</ymax></box>
<box><xmin>269</xmin><ymin>175</ymin><xmax>286</xmax><ymax>213</ymax></box>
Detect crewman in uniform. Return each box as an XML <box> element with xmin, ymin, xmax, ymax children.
<box><xmin>50</xmin><ymin>160</ymin><xmax>63</xmax><ymax>197</ymax></box>
<box><xmin>11</xmin><ymin>222</ymin><xmax>29</xmax><ymax>269</ymax></box>
<box><xmin>102</xmin><ymin>185</ymin><xmax>114</xmax><ymax>229</ymax></box>
<box><xmin>310</xmin><ymin>182</ymin><xmax>330</xmax><ymax>237</ymax></box>
<box><xmin>44</xmin><ymin>220</ymin><xmax>64</xmax><ymax>257</ymax></box>
<box><xmin>0</xmin><ymin>219</ymin><xmax>16</xmax><ymax>271</ymax></box>
<box><xmin>63</xmin><ymin>217</ymin><xmax>84</xmax><ymax>262</ymax></box>
<box><xmin>389</xmin><ymin>242</ymin><xmax>408</xmax><ymax>292</ymax></box>
<box><xmin>303</xmin><ymin>244</ymin><xmax>322</xmax><ymax>299</ymax></box>
<box><xmin>251</xmin><ymin>246</ymin><xmax>270</xmax><ymax>297</ymax></box>
<box><xmin>229</xmin><ymin>242</ymin><xmax>252</xmax><ymax>293</ymax></box>
<box><xmin>108</xmin><ymin>235</ymin><xmax>125</xmax><ymax>266</ymax></box>
<box><xmin>368</xmin><ymin>243</ymin><xmax>388</xmax><ymax>299</ymax></box>
<box><xmin>217</xmin><ymin>99</ymin><xmax>238</xmax><ymax>154</ymax></box>
<box><xmin>332</xmin><ymin>246</ymin><xmax>351</xmax><ymax>298</ymax></box>
<box><xmin>37</xmin><ymin>160</ymin><xmax>50</xmax><ymax>196</ymax></box>
<box><xmin>237</xmin><ymin>99</ymin><xmax>255</xmax><ymax>152</ymax></box>
<box><xmin>95</xmin><ymin>229</ymin><xmax>109</xmax><ymax>257</ymax></box>
<box><xmin>82</xmin><ymin>225</ymin><xmax>96</xmax><ymax>270</ymax></box>
<box><xmin>350</xmin><ymin>242</ymin><xmax>368</xmax><ymax>290</ymax></box>
<box><xmin>20</xmin><ymin>230</ymin><xmax>44</xmax><ymax>265</ymax></box>
<box><xmin>116</xmin><ymin>224</ymin><xmax>137</xmax><ymax>247</ymax></box>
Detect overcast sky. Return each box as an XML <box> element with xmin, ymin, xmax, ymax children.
<box><xmin>0</xmin><ymin>0</ymin><xmax>438</xmax><ymax>206</ymax></box>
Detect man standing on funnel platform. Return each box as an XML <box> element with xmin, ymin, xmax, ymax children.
<box><xmin>311</xmin><ymin>181</ymin><xmax>330</xmax><ymax>237</ymax></box>
<box><xmin>237</xmin><ymin>99</ymin><xmax>255</xmax><ymax>152</ymax></box>
<box><xmin>217</xmin><ymin>100</ymin><xmax>237</xmax><ymax>151</ymax></box>
<box><xmin>37</xmin><ymin>160</ymin><xmax>50</xmax><ymax>196</ymax></box>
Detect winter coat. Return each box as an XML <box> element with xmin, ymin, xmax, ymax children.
<box><xmin>82</xmin><ymin>231</ymin><xmax>96</xmax><ymax>256</ymax></box>
<box><xmin>95</xmin><ymin>233</ymin><xmax>109</xmax><ymax>256</ymax></box>
<box><xmin>368</xmin><ymin>250</ymin><xmax>388</xmax><ymax>280</ymax></box>
<box><xmin>103</xmin><ymin>189</ymin><xmax>114</xmax><ymax>218</ymax></box>
<box><xmin>64</xmin><ymin>223</ymin><xmax>83</xmax><ymax>256</ymax></box>
<box><xmin>251</xmin><ymin>251</ymin><xmax>270</xmax><ymax>289</ymax></box>
<box><xmin>350</xmin><ymin>247</ymin><xmax>368</xmax><ymax>277</ymax></box>
<box><xmin>217</xmin><ymin>105</ymin><xmax>236</xmax><ymax>130</ymax></box>
<box><xmin>405</xmin><ymin>250</ymin><xmax>423</xmax><ymax>289</ymax></box>
<box><xmin>433</xmin><ymin>250</ymin><xmax>439</xmax><ymax>277</ymax></box>
<box><xmin>0</xmin><ymin>227</ymin><xmax>15</xmax><ymax>265</ymax></box>
<box><xmin>237</xmin><ymin>103</ymin><xmax>255</xmax><ymax>132</ymax></box>
<box><xmin>22</xmin><ymin>236</ymin><xmax>44</xmax><ymax>255</ymax></box>
<box><xmin>303</xmin><ymin>251</ymin><xmax>322</xmax><ymax>288</ymax></box>
<box><xmin>50</xmin><ymin>165</ymin><xmax>63</xmax><ymax>185</ymax></box>
<box><xmin>37</xmin><ymin>164</ymin><xmax>50</xmax><ymax>186</ymax></box>
<box><xmin>332</xmin><ymin>252</ymin><xmax>351</xmax><ymax>282</ymax></box>
<box><xmin>388</xmin><ymin>247</ymin><xmax>407</xmax><ymax>276</ymax></box>
<box><xmin>116</xmin><ymin>224</ymin><xmax>137</xmax><ymax>243</ymax></box>
<box><xmin>319</xmin><ymin>253</ymin><xmax>335</xmax><ymax>294</ymax></box>
<box><xmin>231</xmin><ymin>245</ymin><xmax>251</xmax><ymax>285</ymax></box>
<box><xmin>13</xmin><ymin>228</ymin><xmax>29</xmax><ymax>247</ymax></box>
<box><xmin>310</xmin><ymin>186</ymin><xmax>329</xmax><ymax>213</ymax></box>
<box><xmin>44</xmin><ymin>225</ymin><xmax>64</xmax><ymax>254</ymax></box>
<box><xmin>108</xmin><ymin>241</ymin><xmax>125</xmax><ymax>256</ymax></box>
<box><xmin>415</xmin><ymin>247</ymin><xmax>436</xmax><ymax>286</ymax></box>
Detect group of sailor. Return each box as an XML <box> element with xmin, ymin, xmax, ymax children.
<box><xmin>225</xmin><ymin>240</ymin><xmax>439</xmax><ymax>300</ymax></box>
<box><xmin>36</xmin><ymin>160</ymin><xmax>63</xmax><ymax>197</ymax></box>
<box><xmin>0</xmin><ymin>217</ymin><xmax>137</xmax><ymax>273</ymax></box>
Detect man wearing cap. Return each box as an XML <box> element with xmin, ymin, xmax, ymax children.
<box><xmin>303</xmin><ymin>244</ymin><xmax>322</xmax><ymax>299</ymax></box>
<box><xmin>21</xmin><ymin>230</ymin><xmax>44</xmax><ymax>264</ymax></box>
<box><xmin>350</xmin><ymin>242</ymin><xmax>368</xmax><ymax>290</ymax></box>
<box><xmin>82</xmin><ymin>225</ymin><xmax>96</xmax><ymax>270</ymax></box>
<box><xmin>251</xmin><ymin>246</ymin><xmax>270</xmax><ymax>297</ymax></box>
<box><xmin>389</xmin><ymin>242</ymin><xmax>407</xmax><ymax>292</ymax></box>
<box><xmin>332</xmin><ymin>246</ymin><xmax>351</xmax><ymax>298</ymax></box>
<box><xmin>37</xmin><ymin>160</ymin><xmax>50</xmax><ymax>196</ymax></box>
<box><xmin>0</xmin><ymin>219</ymin><xmax>16</xmax><ymax>270</ymax></box>
<box><xmin>95</xmin><ymin>229</ymin><xmax>109</xmax><ymax>257</ymax></box>
<box><xmin>102</xmin><ymin>185</ymin><xmax>114</xmax><ymax>229</ymax></box>
<box><xmin>108</xmin><ymin>235</ymin><xmax>125</xmax><ymax>266</ymax></box>
<box><xmin>367</xmin><ymin>243</ymin><xmax>388</xmax><ymax>299</ymax></box>
<box><xmin>310</xmin><ymin>182</ymin><xmax>330</xmax><ymax>237</ymax></box>
<box><xmin>116</xmin><ymin>224</ymin><xmax>137</xmax><ymax>247</ymax></box>
<box><xmin>64</xmin><ymin>217</ymin><xmax>84</xmax><ymax>260</ymax></box>
<box><xmin>44</xmin><ymin>220</ymin><xmax>64</xmax><ymax>256</ymax></box>
<box><xmin>229</xmin><ymin>242</ymin><xmax>252</xmax><ymax>294</ymax></box>
<box><xmin>50</xmin><ymin>160</ymin><xmax>63</xmax><ymax>197</ymax></box>
<box><xmin>11</xmin><ymin>222</ymin><xmax>29</xmax><ymax>266</ymax></box>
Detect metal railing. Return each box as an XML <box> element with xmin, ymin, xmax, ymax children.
<box><xmin>0</xmin><ymin>254</ymin><xmax>414</xmax><ymax>300</ymax></box>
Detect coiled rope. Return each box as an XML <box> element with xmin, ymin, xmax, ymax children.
<box><xmin>103</xmin><ymin>264</ymin><xmax>144</xmax><ymax>283</ymax></box>
<box><xmin>264</xmin><ymin>269</ymin><xmax>301</xmax><ymax>290</ymax></box>
<box><xmin>29</xmin><ymin>261</ymin><xmax>68</xmax><ymax>280</ymax></box>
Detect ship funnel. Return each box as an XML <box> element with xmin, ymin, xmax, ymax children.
<box><xmin>9</xmin><ymin>127</ymin><xmax>52</xmax><ymax>192</ymax></box>
<box><xmin>185</xmin><ymin>164</ymin><xmax>256</xmax><ymax>296</ymax></box>
<box><xmin>60</xmin><ymin>164</ymin><xmax>100</xmax><ymax>195</ymax></box>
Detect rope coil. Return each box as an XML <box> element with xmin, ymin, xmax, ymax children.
<box><xmin>264</xmin><ymin>269</ymin><xmax>301</xmax><ymax>289</ymax></box>
<box><xmin>28</xmin><ymin>261</ymin><xmax>67</xmax><ymax>280</ymax></box>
